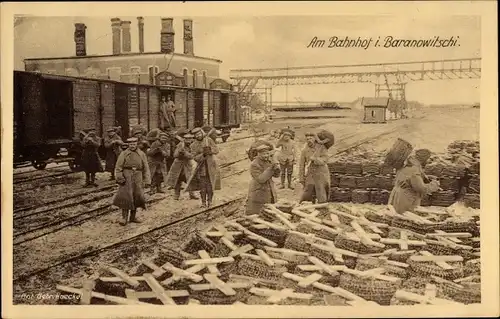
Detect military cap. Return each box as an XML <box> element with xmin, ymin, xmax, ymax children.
<box><xmin>106</xmin><ymin>127</ymin><xmax>116</xmax><ymax>132</ymax></box>
<box><xmin>415</xmin><ymin>148</ymin><xmax>432</xmax><ymax>163</ymax></box>
<box><xmin>183</xmin><ymin>133</ymin><xmax>195</xmax><ymax>139</ymax></box>
<box><xmin>126</xmin><ymin>137</ymin><xmax>138</xmax><ymax>143</ymax></box>
<box><xmin>281</xmin><ymin>129</ymin><xmax>293</xmax><ymax>137</ymax></box>
<box><xmin>305</xmin><ymin>132</ymin><xmax>316</xmax><ymax>137</ymax></box>
<box><xmin>191</xmin><ymin>127</ymin><xmax>203</xmax><ymax>134</ymax></box>
<box><xmin>159</xmin><ymin>132</ymin><xmax>169</xmax><ymax>138</ymax></box>
<box><xmin>255</xmin><ymin>144</ymin><xmax>271</xmax><ymax>152</ymax></box>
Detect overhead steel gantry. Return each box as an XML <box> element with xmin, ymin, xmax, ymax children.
<box><xmin>230</xmin><ymin>57</ymin><xmax>481</xmax><ymax>113</ymax></box>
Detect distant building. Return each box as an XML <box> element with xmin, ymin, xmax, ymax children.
<box><xmin>23</xmin><ymin>17</ymin><xmax>221</xmax><ymax>88</ymax></box>
<box><xmin>362</xmin><ymin>97</ymin><xmax>389</xmax><ymax>123</ymax></box>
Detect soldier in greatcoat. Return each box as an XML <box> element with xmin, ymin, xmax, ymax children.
<box><xmin>275</xmin><ymin>128</ymin><xmax>297</xmax><ymax>189</ymax></box>
<box><xmin>159</xmin><ymin>95</ymin><xmax>177</xmax><ymax>129</ymax></box>
<box><xmin>298</xmin><ymin>132</ymin><xmax>331</xmax><ymax>204</ymax></box>
<box><xmin>132</xmin><ymin>127</ymin><xmax>150</xmax><ymax>153</ymax></box>
<box><xmin>185</xmin><ymin>127</ymin><xmax>221</xmax><ymax>208</ymax></box>
<box><xmin>80</xmin><ymin>128</ymin><xmax>103</xmax><ymax>187</ymax></box>
<box><xmin>103</xmin><ymin>127</ymin><xmax>123</xmax><ymax>180</ymax></box>
<box><xmin>147</xmin><ymin>132</ymin><xmax>170</xmax><ymax>194</ymax></box>
<box><xmin>389</xmin><ymin>149</ymin><xmax>440</xmax><ymax>214</ymax></box>
<box><xmin>246</xmin><ymin>144</ymin><xmax>281</xmax><ymax>215</ymax></box>
<box><xmin>113</xmin><ymin>137</ymin><xmax>151</xmax><ymax>226</ymax></box>
<box><xmin>165</xmin><ymin>130</ymin><xmax>199</xmax><ymax>200</ymax></box>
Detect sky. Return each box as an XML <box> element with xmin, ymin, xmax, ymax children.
<box><xmin>14</xmin><ymin>15</ymin><xmax>481</xmax><ymax>104</ymax></box>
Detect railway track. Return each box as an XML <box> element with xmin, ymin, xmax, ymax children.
<box><xmin>13</xmin><ymin>121</ymin><xmax>401</xmax><ymax>284</ymax></box>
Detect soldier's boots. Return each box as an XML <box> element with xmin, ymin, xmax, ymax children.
<box><xmin>90</xmin><ymin>174</ymin><xmax>98</xmax><ymax>187</ymax></box>
<box><xmin>119</xmin><ymin>210</ymin><xmax>129</xmax><ymax>226</ymax></box>
<box><xmin>156</xmin><ymin>186</ymin><xmax>165</xmax><ymax>194</ymax></box>
<box><xmin>280</xmin><ymin>175</ymin><xmax>286</xmax><ymax>189</ymax></box>
<box><xmin>287</xmin><ymin>175</ymin><xmax>294</xmax><ymax>190</ymax></box>
<box><xmin>130</xmin><ymin>210</ymin><xmax>142</xmax><ymax>223</ymax></box>
<box><xmin>207</xmin><ymin>194</ymin><xmax>213</xmax><ymax>208</ymax></box>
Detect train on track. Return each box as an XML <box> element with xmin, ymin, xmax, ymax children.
<box><xmin>14</xmin><ymin>70</ymin><xmax>242</xmax><ymax>170</ymax></box>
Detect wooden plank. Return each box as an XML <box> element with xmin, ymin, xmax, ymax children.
<box><xmin>307</xmin><ymin>256</ymin><xmax>342</xmax><ymax>275</ymax></box>
<box><xmin>99</xmin><ymin>276</ymin><xmax>145</xmax><ymax>283</ymax></box>
<box><xmin>240</xmin><ymin>253</ymin><xmax>288</xmax><ymax>265</ymax></box>
<box><xmin>291</xmin><ymin>208</ymin><xmax>323</xmax><ymax>223</ymax></box>
<box><xmin>143</xmin><ymin>273</ymin><xmax>177</xmax><ymax>305</ymax></box>
<box><xmin>403</xmin><ymin>212</ymin><xmax>434</xmax><ymax>224</ymax></box>
<box><xmin>400</xmin><ymin>231</ymin><xmax>409</xmax><ymax>250</ymax></box>
<box><xmin>124</xmin><ymin>288</ymin><xmax>139</xmax><ymax>301</ymax></box>
<box><xmin>103</xmin><ymin>266</ymin><xmax>140</xmax><ymax>287</ymax></box>
<box><xmin>184</xmin><ymin>256</ymin><xmax>234</xmax><ymax>266</ymax></box>
<box><xmin>247</xmin><ymin>216</ymin><xmax>287</xmax><ymax>231</ymax></box>
<box><xmin>298</xmin><ymin>273</ymin><xmax>323</xmax><ymax>288</ymax></box>
<box><xmin>410</xmin><ymin>255</ymin><xmax>463</xmax><ymax>262</ymax></box>
<box><xmin>418</xmin><ymin>251</ymin><xmax>457</xmax><ymax>270</ymax></box>
<box><xmin>311</xmin><ymin>243</ymin><xmax>359</xmax><ymax>258</ymax></box>
<box><xmin>81</xmin><ymin>280</ymin><xmax>94</xmax><ymax>305</ymax></box>
<box><xmin>262</xmin><ymin>208</ymin><xmax>297</xmax><ymax>229</ymax></box>
<box><xmin>203</xmin><ymin>274</ymin><xmax>236</xmax><ymax>296</ymax></box>
<box><xmin>226</xmin><ymin>221</ymin><xmax>278</xmax><ymax>247</ymax></box>
<box><xmin>264</xmin><ymin>246</ymin><xmax>309</xmax><ymax>256</ymax></box>
<box><xmin>198</xmin><ymin>250</ymin><xmax>222</xmax><ymax>275</ymax></box>
<box><xmin>162</xmin><ymin>262</ymin><xmax>204</xmax><ymax>282</ymax></box>
<box><xmin>256</xmin><ymin>249</ymin><xmax>275</xmax><ymax>266</ymax></box>
<box><xmin>229</xmin><ymin>244</ymin><xmax>254</xmax><ymax>257</ymax></box>
<box><xmin>228</xmin><ymin>274</ymin><xmax>277</xmax><ymax>286</ymax></box>
<box><xmin>142</xmin><ymin>260</ymin><xmax>164</xmax><ymax>277</ymax></box>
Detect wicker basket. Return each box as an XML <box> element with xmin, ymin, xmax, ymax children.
<box><xmin>463</xmin><ymin>193</ymin><xmax>480</xmax><ymax>209</ymax></box>
<box><xmin>387</xmin><ymin>251</ymin><xmax>416</xmax><ymax>264</ymax></box>
<box><xmin>439</xmin><ymin>176</ymin><xmax>461</xmax><ymax>192</ymax></box>
<box><xmin>442</xmin><ymin>165</ymin><xmax>466</xmax><ymax>178</ymax></box>
<box><xmin>190</xmin><ymin>287</ymin><xmax>250</xmax><ymax>305</ymax></box>
<box><xmin>425</xmin><ymin>163</ymin><xmax>445</xmax><ymax>178</ymax></box>
<box><xmin>384</xmin><ymin>138</ymin><xmax>413</xmax><ymax>170</ymax></box>
<box><xmin>364</xmin><ymin>210</ymin><xmax>394</xmax><ymax>225</ymax></box>
<box><xmin>424</xmin><ymin>242</ymin><xmax>476</xmax><ymax>261</ymax></box>
<box><xmin>351</xmin><ymin>189</ymin><xmax>371</xmax><ymax>204</ymax></box>
<box><xmin>345</xmin><ymin>162</ymin><xmax>363</xmax><ymax>175</ymax></box>
<box><xmin>339</xmin><ymin>175</ymin><xmax>357</xmax><ymax>188</ymax></box>
<box><xmin>356</xmin><ymin>175</ymin><xmax>378</xmax><ymax>189</ymax></box>
<box><xmin>355</xmin><ymin>257</ymin><xmax>408</xmax><ymax>279</ymax></box>
<box><xmin>408</xmin><ymin>260</ymin><xmax>464</xmax><ymax>281</ymax></box>
<box><xmin>183</xmin><ymin>232</ymin><xmax>217</xmax><ymax>255</ymax></box>
<box><xmin>237</xmin><ymin>257</ymin><xmax>288</xmax><ymax>282</ymax></box>
<box><xmin>252</xmin><ymin>227</ymin><xmax>288</xmax><ymax>248</ymax></box>
<box><xmin>436</xmin><ymin>281</ymin><xmax>481</xmax><ymax>304</ymax></box>
<box><xmin>338</xmin><ymin>273</ymin><xmax>402</xmax><ymax>305</ymax></box>
<box><xmin>234</xmin><ymin>235</ymin><xmax>267</xmax><ymax>251</ymax></box>
<box><xmin>430</xmin><ymin>190</ymin><xmax>457</xmax><ymax>207</ymax></box>
<box><xmin>376</xmin><ymin>175</ymin><xmax>395</xmax><ymax>190</ymax></box>
<box><xmin>362</xmin><ymin>161</ymin><xmax>381</xmax><ymax>175</ymax></box>
<box><xmin>266</xmin><ymin>250</ymin><xmax>309</xmax><ymax>272</ymax></box>
<box><xmin>284</xmin><ymin>232</ymin><xmax>311</xmax><ymax>252</ymax></box>
<box><xmin>370</xmin><ymin>189</ymin><xmax>390</xmax><ymax>205</ymax></box>
<box><xmin>330</xmin><ymin>174</ymin><xmax>341</xmax><ymax>187</ymax></box>
<box><xmin>330</xmin><ymin>188</ymin><xmax>352</xmax><ymax>203</ymax></box>
<box><xmin>296</xmin><ymin>222</ymin><xmax>338</xmax><ymax>242</ymax></box>
<box><xmin>334</xmin><ymin>233</ymin><xmax>385</xmax><ymax>256</ymax></box>
<box><xmin>274</xmin><ymin>202</ymin><xmax>295</xmax><ymax>214</ymax></box>
<box><xmin>380</xmin><ymin>165</ymin><xmax>395</xmax><ymax>176</ymax></box>
<box><xmin>278</xmin><ymin>270</ymin><xmax>341</xmax><ymax>294</ymax></box>
<box><xmin>420</xmin><ymin>194</ymin><xmax>432</xmax><ymax>206</ymax></box>
<box><xmin>438</xmin><ymin>219</ymin><xmax>478</xmax><ymax>235</ymax></box>
<box><xmin>464</xmin><ymin>259</ymin><xmax>480</xmax><ymax>277</ymax></box>
<box><xmin>218</xmin><ymin>256</ymin><xmax>241</xmax><ymax>279</ymax></box>
<box><xmin>328</xmin><ymin>161</ymin><xmax>346</xmax><ymax>174</ymax></box>
<box><xmin>391</xmin><ymin>216</ymin><xmax>439</xmax><ymax>235</ymax></box>
<box><xmin>389</xmin><ymin>276</ymin><xmax>441</xmax><ymax>305</ymax></box>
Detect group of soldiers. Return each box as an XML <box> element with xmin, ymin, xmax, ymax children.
<box><xmin>79</xmin><ymin>124</ymin><xmax>221</xmax><ymax>226</ymax></box>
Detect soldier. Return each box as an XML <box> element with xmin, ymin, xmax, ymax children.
<box><xmin>160</xmin><ymin>95</ymin><xmax>177</xmax><ymax>129</ymax></box>
<box><xmin>113</xmin><ymin>137</ymin><xmax>151</xmax><ymax>226</ymax></box>
<box><xmin>103</xmin><ymin>127</ymin><xmax>123</xmax><ymax>181</ymax></box>
<box><xmin>298</xmin><ymin>132</ymin><xmax>331</xmax><ymax>204</ymax></box>
<box><xmin>132</xmin><ymin>127</ymin><xmax>150</xmax><ymax>152</ymax></box>
<box><xmin>147</xmin><ymin>132</ymin><xmax>170</xmax><ymax>194</ymax></box>
<box><xmin>246</xmin><ymin>144</ymin><xmax>281</xmax><ymax>215</ymax></box>
<box><xmin>275</xmin><ymin>128</ymin><xmax>297</xmax><ymax>189</ymax></box>
<box><xmin>80</xmin><ymin>128</ymin><xmax>103</xmax><ymax>187</ymax></box>
<box><xmin>185</xmin><ymin>127</ymin><xmax>221</xmax><ymax>208</ymax></box>
<box><xmin>165</xmin><ymin>130</ymin><xmax>199</xmax><ymax>200</ymax></box>
<box><xmin>389</xmin><ymin>149</ymin><xmax>440</xmax><ymax>214</ymax></box>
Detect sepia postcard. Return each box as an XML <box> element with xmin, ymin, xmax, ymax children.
<box><xmin>1</xmin><ymin>1</ymin><xmax>498</xmax><ymax>318</ymax></box>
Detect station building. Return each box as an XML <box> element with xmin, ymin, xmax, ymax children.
<box><xmin>23</xmin><ymin>17</ymin><xmax>222</xmax><ymax>89</ymax></box>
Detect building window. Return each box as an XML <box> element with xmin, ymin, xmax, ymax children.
<box><xmin>148</xmin><ymin>66</ymin><xmax>160</xmax><ymax>84</ymax></box>
<box><xmin>371</xmin><ymin>110</ymin><xmax>375</xmax><ymax>117</ymax></box>
<box><xmin>192</xmin><ymin>70</ymin><xmax>198</xmax><ymax>87</ymax></box>
<box><xmin>107</xmin><ymin>67</ymin><xmax>121</xmax><ymax>81</ymax></box>
<box><xmin>131</xmin><ymin>66</ymin><xmax>141</xmax><ymax>84</ymax></box>
<box><xmin>183</xmin><ymin>68</ymin><xmax>188</xmax><ymax>86</ymax></box>
<box><xmin>202</xmin><ymin>71</ymin><xmax>207</xmax><ymax>89</ymax></box>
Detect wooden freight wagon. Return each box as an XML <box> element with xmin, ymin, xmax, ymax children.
<box><xmin>13</xmin><ymin>71</ymin><xmax>241</xmax><ymax>170</ymax></box>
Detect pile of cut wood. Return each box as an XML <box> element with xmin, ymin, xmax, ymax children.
<box><xmin>56</xmin><ymin>201</ymin><xmax>481</xmax><ymax>306</ymax></box>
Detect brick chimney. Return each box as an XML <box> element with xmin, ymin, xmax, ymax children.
<box><xmin>183</xmin><ymin>19</ymin><xmax>194</xmax><ymax>56</ymax></box>
<box><xmin>137</xmin><ymin>17</ymin><xmax>145</xmax><ymax>53</ymax></box>
<box><xmin>160</xmin><ymin>18</ymin><xmax>174</xmax><ymax>54</ymax></box>
<box><xmin>74</xmin><ymin>23</ymin><xmax>87</xmax><ymax>56</ymax></box>
<box><xmin>121</xmin><ymin>21</ymin><xmax>132</xmax><ymax>53</ymax></box>
<box><xmin>111</xmin><ymin>18</ymin><xmax>121</xmax><ymax>54</ymax></box>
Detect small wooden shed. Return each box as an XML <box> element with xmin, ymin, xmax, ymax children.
<box><xmin>362</xmin><ymin>97</ymin><xmax>389</xmax><ymax>123</ymax></box>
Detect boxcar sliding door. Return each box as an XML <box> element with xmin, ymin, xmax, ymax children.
<box><xmin>114</xmin><ymin>83</ymin><xmax>130</xmax><ymax>138</ymax></box>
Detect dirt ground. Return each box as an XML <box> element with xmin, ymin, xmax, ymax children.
<box><xmin>12</xmin><ymin>106</ymin><xmax>480</xmax><ymax>304</ymax></box>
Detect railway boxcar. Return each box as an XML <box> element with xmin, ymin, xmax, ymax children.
<box><xmin>14</xmin><ymin>70</ymin><xmax>241</xmax><ymax>170</ymax></box>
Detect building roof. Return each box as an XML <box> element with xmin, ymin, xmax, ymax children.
<box><xmin>362</xmin><ymin>97</ymin><xmax>390</xmax><ymax>107</ymax></box>
<box><xmin>24</xmin><ymin>51</ymin><xmax>222</xmax><ymax>63</ymax></box>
